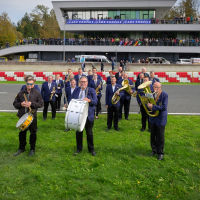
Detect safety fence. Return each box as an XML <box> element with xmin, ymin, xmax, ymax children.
<box><xmin>0</xmin><ymin>72</ymin><xmax>200</xmax><ymax>83</ymax></box>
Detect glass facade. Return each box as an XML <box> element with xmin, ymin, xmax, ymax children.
<box><xmin>65</xmin><ymin>10</ymin><xmax>155</xmax><ymax>20</ymax></box>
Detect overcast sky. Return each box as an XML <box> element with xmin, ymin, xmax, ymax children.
<box><xmin>0</xmin><ymin>0</ymin><xmax>63</xmax><ymax>24</ymax></box>
<box><xmin>1</xmin><ymin>0</ymin><xmax>181</xmax><ymax>24</ymax></box>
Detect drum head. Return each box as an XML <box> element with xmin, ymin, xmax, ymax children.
<box><xmin>65</xmin><ymin>99</ymin><xmax>89</xmax><ymax>132</ymax></box>
<box><xmin>16</xmin><ymin>113</ymin><xmax>29</xmax><ymax>128</ymax></box>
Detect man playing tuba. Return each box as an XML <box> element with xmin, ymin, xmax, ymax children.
<box><xmin>147</xmin><ymin>82</ymin><xmax>168</xmax><ymax>161</ymax></box>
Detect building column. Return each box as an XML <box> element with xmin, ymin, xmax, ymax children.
<box><xmin>38</xmin><ymin>52</ymin><xmax>41</xmax><ymax>61</ymax></box>
<box><xmin>174</xmin><ymin>53</ymin><xmax>179</xmax><ymax>61</ymax></box>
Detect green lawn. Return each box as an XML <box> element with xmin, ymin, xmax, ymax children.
<box><xmin>0</xmin><ymin>113</ymin><xmax>200</xmax><ymax>200</ymax></box>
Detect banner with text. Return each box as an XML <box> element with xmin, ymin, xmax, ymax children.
<box><xmin>66</xmin><ymin>19</ymin><xmax>151</xmax><ymax>24</ymax></box>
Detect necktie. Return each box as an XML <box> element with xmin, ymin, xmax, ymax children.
<box><xmin>79</xmin><ymin>90</ymin><xmax>83</xmax><ymax>99</ymax></box>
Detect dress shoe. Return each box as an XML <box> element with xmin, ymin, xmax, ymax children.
<box><xmin>52</xmin><ymin>118</ymin><xmax>55</xmax><ymax>120</ymax></box>
<box><xmin>91</xmin><ymin>151</ymin><xmax>96</xmax><ymax>156</ymax></box>
<box><xmin>140</xmin><ymin>128</ymin><xmax>145</xmax><ymax>132</ymax></box>
<box><xmin>118</xmin><ymin>118</ymin><xmax>122</xmax><ymax>122</ymax></box>
<box><xmin>13</xmin><ymin>149</ymin><xmax>25</xmax><ymax>156</ymax></box>
<box><xmin>29</xmin><ymin>150</ymin><xmax>35</xmax><ymax>156</ymax></box>
<box><xmin>43</xmin><ymin>118</ymin><xmax>46</xmax><ymax>121</ymax></box>
<box><xmin>157</xmin><ymin>154</ymin><xmax>164</xmax><ymax>160</ymax></box>
<box><xmin>106</xmin><ymin>128</ymin><xmax>111</xmax><ymax>131</ymax></box>
<box><xmin>115</xmin><ymin>127</ymin><xmax>120</xmax><ymax>131</ymax></box>
<box><xmin>73</xmin><ymin>150</ymin><xmax>82</xmax><ymax>156</ymax></box>
<box><xmin>65</xmin><ymin>128</ymin><xmax>70</xmax><ymax>132</ymax></box>
<box><xmin>125</xmin><ymin>118</ymin><xmax>129</xmax><ymax>120</ymax></box>
<box><xmin>150</xmin><ymin>152</ymin><xmax>156</xmax><ymax>156</ymax></box>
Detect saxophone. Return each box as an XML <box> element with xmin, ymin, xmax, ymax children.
<box><xmin>50</xmin><ymin>86</ymin><xmax>56</xmax><ymax>100</ymax></box>
<box><xmin>65</xmin><ymin>73</ymin><xmax>72</xmax><ymax>83</ymax></box>
<box><xmin>95</xmin><ymin>81</ymin><xmax>102</xmax><ymax>95</ymax></box>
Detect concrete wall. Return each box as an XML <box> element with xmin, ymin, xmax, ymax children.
<box><xmin>0</xmin><ymin>62</ymin><xmax>199</xmax><ymax>72</ymax></box>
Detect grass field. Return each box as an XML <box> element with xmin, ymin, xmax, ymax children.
<box><xmin>0</xmin><ymin>81</ymin><xmax>200</xmax><ymax>85</ymax></box>
<box><xmin>0</xmin><ymin>113</ymin><xmax>200</xmax><ymax>200</ymax></box>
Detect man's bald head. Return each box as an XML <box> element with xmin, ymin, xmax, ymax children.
<box><xmin>153</xmin><ymin>82</ymin><xmax>162</xmax><ymax>93</ymax></box>
<box><xmin>142</xmin><ymin>67</ymin><xmax>146</xmax><ymax>73</ymax></box>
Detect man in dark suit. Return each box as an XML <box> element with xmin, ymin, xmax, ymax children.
<box><xmin>137</xmin><ymin>67</ymin><xmax>149</xmax><ymax>80</ymax></box>
<box><xmin>105</xmin><ymin>76</ymin><xmax>124</xmax><ymax>131</ymax></box>
<box><xmin>64</xmin><ymin>78</ymin><xmax>77</xmax><ymax>132</ymax></box>
<box><xmin>149</xmin><ymin>70</ymin><xmax>160</xmax><ymax>85</ymax></box>
<box><xmin>53</xmin><ymin>74</ymin><xmax>64</xmax><ymax>111</ymax></box>
<box><xmin>147</xmin><ymin>82</ymin><xmax>168</xmax><ymax>160</ymax></box>
<box><xmin>41</xmin><ymin>75</ymin><xmax>57</xmax><ymax>121</ymax></box>
<box><xmin>87</xmin><ymin>68</ymin><xmax>102</xmax><ymax>83</ymax></box>
<box><xmin>136</xmin><ymin>76</ymin><xmax>153</xmax><ymax>132</ymax></box>
<box><xmin>71</xmin><ymin>76</ymin><xmax>98</xmax><ymax>156</ymax></box>
<box><xmin>88</xmin><ymin>73</ymin><xmax>103</xmax><ymax>119</ymax></box>
<box><xmin>115</xmin><ymin>66</ymin><xmax>123</xmax><ymax>81</ymax></box>
<box><xmin>74</xmin><ymin>68</ymin><xmax>86</xmax><ymax>86</ymax></box>
<box><xmin>106</xmin><ymin>71</ymin><xmax>114</xmax><ymax>85</ymax></box>
<box><xmin>65</xmin><ymin>68</ymin><xmax>72</xmax><ymax>81</ymax></box>
<box><xmin>81</xmin><ymin>62</ymin><xmax>85</xmax><ymax>72</ymax></box>
<box><xmin>118</xmin><ymin>73</ymin><xmax>135</xmax><ymax>121</ymax></box>
<box><xmin>135</xmin><ymin>73</ymin><xmax>144</xmax><ymax>91</ymax></box>
<box><xmin>20</xmin><ymin>75</ymin><xmax>40</xmax><ymax>92</ymax></box>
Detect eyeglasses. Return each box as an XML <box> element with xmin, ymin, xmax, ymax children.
<box><xmin>27</xmin><ymin>83</ymin><xmax>33</xmax><ymax>86</ymax></box>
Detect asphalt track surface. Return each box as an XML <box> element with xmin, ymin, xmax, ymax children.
<box><xmin>0</xmin><ymin>84</ymin><xmax>199</xmax><ymax>114</ymax></box>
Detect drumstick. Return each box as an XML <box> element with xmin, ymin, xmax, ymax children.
<box><xmin>23</xmin><ymin>93</ymin><xmax>32</xmax><ymax>112</ymax></box>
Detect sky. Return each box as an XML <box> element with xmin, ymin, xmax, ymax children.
<box><xmin>1</xmin><ymin>0</ymin><xmax>181</xmax><ymax>24</ymax></box>
<box><xmin>0</xmin><ymin>0</ymin><xmax>63</xmax><ymax>24</ymax></box>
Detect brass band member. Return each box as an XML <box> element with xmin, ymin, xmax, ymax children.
<box><xmin>20</xmin><ymin>75</ymin><xmax>40</xmax><ymax>92</ymax></box>
<box><xmin>136</xmin><ymin>76</ymin><xmax>152</xmax><ymax>132</ymax></box>
<box><xmin>147</xmin><ymin>82</ymin><xmax>168</xmax><ymax>160</ymax></box>
<box><xmin>137</xmin><ymin>67</ymin><xmax>149</xmax><ymax>80</ymax></box>
<box><xmin>71</xmin><ymin>76</ymin><xmax>98</xmax><ymax>156</ymax></box>
<box><xmin>149</xmin><ymin>70</ymin><xmax>160</xmax><ymax>85</ymax></box>
<box><xmin>65</xmin><ymin>69</ymin><xmax>72</xmax><ymax>81</ymax></box>
<box><xmin>105</xmin><ymin>76</ymin><xmax>124</xmax><ymax>131</ymax></box>
<box><xmin>13</xmin><ymin>78</ymin><xmax>43</xmax><ymax>156</ymax></box>
<box><xmin>53</xmin><ymin>74</ymin><xmax>64</xmax><ymax>111</ymax></box>
<box><xmin>118</xmin><ymin>73</ymin><xmax>134</xmax><ymax>121</ymax></box>
<box><xmin>88</xmin><ymin>73</ymin><xmax>103</xmax><ymax>119</ymax></box>
<box><xmin>41</xmin><ymin>75</ymin><xmax>57</xmax><ymax>121</ymax></box>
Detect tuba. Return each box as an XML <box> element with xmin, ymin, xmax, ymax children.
<box><xmin>137</xmin><ymin>81</ymin><xmax>159</xmax><ymax>117</ymax></box>
<box><xmin>111</xmin><ymin>79</ymin><xmax>135</xmax><ymax>105</ymax></box>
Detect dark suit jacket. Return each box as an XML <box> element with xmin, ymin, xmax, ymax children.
<box><xmin>115</xmin><ymin>72</ymin><xmax>121</xmax><ymax>80</ymax></box>
<box><xmin>88</xmin><ymin>79</ymin><xmax>103</xmax><ymax>97</ymax></box>
<box><xmin>53</xmin><ymin>79</ymin><xmax>64</xmax><ymax>94</ymax></box>
<box><xmin>41</xmin><ymin>82</ymin><xmax>57</xmax><ymax>102</ymax></box>
<box><xmin>20</xmin><ymin>84</ymin><xmax>40</xmax><ymax>93</ymax></box>
<box><xmin>149</xmin><ymin>91</ymin><xmax>168</xmax><ymax>126</ymax></box>
<box><xmin>88</xmin><ymin>74</ymin><xmax>102</xmax><ymax>83</ymax></box>
<box><xmin>71</xmin><ymin>87</ymin><xmax>97</xmax><ymax>122</ymax></box>
<box><xmin>150</xmin><ymin>77</ymin><xmax>160</xmax><ymax>86</ymax></box>
<box><xmin>117</xmin><ymin>79</ymin><xmax>135</xmax><ymax>100</ymax></box>
<box><xmin>74</xmin><ymin>74</ymin><xmax>86</xmax><ymax>86</ymax></box>
<box><xmin>106</xmin><ymin>76</ymin><xmax>111</xmax><ymax>85</ymax></box>
<box><xmin>135</xmin><ymin>79</ymin><xmax>143</xmax><ymax>91</ymax></box>
<box><xmin>137</xmin><ymin>72</ymin><xmax>149</xmax><ymax>80</ymax></box>
<box><xmin>105</xmin><ymin>84</ymin><xmax>124</xmax><ymax>107</ymax></box>
<box><xmin>64</xmin><ymin>86</ymin><xmax>77</xmax><ymax>105</ymax></box>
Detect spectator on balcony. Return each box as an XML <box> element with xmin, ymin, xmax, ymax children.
<box><xmin>132</xmin><ymin>58</ymin><xmax>135</xmax><ymax>63</ymax></box>
<box><xmin>190</xmin><ymin>16</ymin><xmax>193</xmax><ymax>23</ymax></box>
<box><xmin>187</xmin><ymin>17</ymin><xmax>190</xmax><ymax>24</ymax></box>
<box><xmin>150</xmin><ymin>59</ymin><xmax>153</xmax><ymax>64</ymax></box>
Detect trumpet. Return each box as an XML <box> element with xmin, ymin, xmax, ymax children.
<box><xmin>65</xmin><ymin>73</ymin><xmax>72</xmax><ymax>83</ymax></box>
<box><xmin>95</xmin><ymin>81</ymin><xmax>102</xmax><ymax>95</ymax></box>
<box><xmin>49</xmin><ymin>86</ymin><xmax>58</xmax><ymax>100</ymax></box>
<box><xmin>111</xmin><ymin>79</ymin><xmax>135</xmax><ymax>105</ymax></box>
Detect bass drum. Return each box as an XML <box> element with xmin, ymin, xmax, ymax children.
<box><xmin>65</xmin><ymin>99</ymin><xmax>89</xmax><ymax>132</ymax></box>
<box><xmin>16</xmin><ymin>113</ymin><xmax>34</xmax><ymax>131</ymax></box>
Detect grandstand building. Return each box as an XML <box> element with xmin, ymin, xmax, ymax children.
<box><xmin>0</xmin><ymin>0</ymin><xmax>200</xmax><ymax>62</ymax></box>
